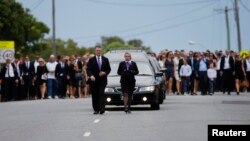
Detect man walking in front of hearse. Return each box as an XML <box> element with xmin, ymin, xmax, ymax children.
<box><xmin>87</xmin><ymin>45</ymin><xmax>111</xmax><ymax>115</ymax></box>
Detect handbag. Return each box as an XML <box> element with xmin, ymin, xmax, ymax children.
<box><xmin>41</xmin><ymin>74</ymin><xmax>48</xmax><ymax>80</ymax></box>
<box><xmin>241</xmin><ymin>78</ymin><xmax>249</xmax><ymax>88</ymax></box>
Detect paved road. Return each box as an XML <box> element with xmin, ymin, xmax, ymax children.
<box><xmin>0</xmin><ymin>92</ymin><xmax>250</xmax><ymax>141</ymax></box>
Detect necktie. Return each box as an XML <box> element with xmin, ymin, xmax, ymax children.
<box><xmin>126</xmin><ymin>61</ymin><xmax>130</xmax><ymax>70</ymax></box>
<box><xmin>97</xmin><ymin>57</ymin><xmax>102</xmax><ymax>70</ymax></box>
<box><xmin>7</xmin><ymin>65</ymin><xmax>10</xmax><ymax>77</ymax></box>
<box><xmin>26</xmin><ymin>62</ymin><xmax>29</xmax><ymax>69</ymax></box>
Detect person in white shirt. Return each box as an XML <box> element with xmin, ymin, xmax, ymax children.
<box><xmin>207</xmin><ymin>63</ymin><xmax>217</xmax><ymax>95</ymax></box>
<box><xmin>158</xmin><ymin>52</ymin><xmax>166</xmax><ymax>69</ymax></box>
<box><xmin>173</xmin><ymin>52</ymin><xmax>182</xmax><ymax>95</ymax></box>
<box><xmin>46</xmin><ymin>55</ymin><xmax>58</xmax><ymax>99</ymax></box>
<box><xmin>220</xmin><ymin>50</ymin><xmax>235</xmax><ymax>95</ymax></box>
<box><xmin>244</xmin><ymin>54</ymin><xmax>250</xmax><ymax>92</ymax></box>
<box><xmin>180</xmin><ymin>59</ymin><xmax>192</xmax><ymax>95</ymax></box>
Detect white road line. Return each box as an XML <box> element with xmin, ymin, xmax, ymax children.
<box><xmin>94</xmin><ymin>119</ymin><xmax>101</xmax><ymax>123</ymax></box>
<box><xmin>83</xmin><ymin>132</ymin><xmax>91</xmax><ymax>137</ymax></box>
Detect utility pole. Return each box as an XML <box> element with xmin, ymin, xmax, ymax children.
<box><xmin>52</xmin><ymin>0</ymin><xmax>56</xmax><ymax>55</ymax></box>
<box><xmin>234</xmin><ymin>0</ymin><xmax>242</xmax><ymax>52</ymax></box>
<box><xmin>214</xmin><ymin>7</ymin><xmax>232</xmax><ymax>50</ymax></box>
<box><xmin>225</xmin><ymin>6</ymin><xmax>231</xmax><ymax>50</ymax></box>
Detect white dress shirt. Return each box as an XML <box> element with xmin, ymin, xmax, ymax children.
<box><xmin>5</xmin><ymin>64</ymin><xmax>15</xmax><ymax>78</ymax></box>
<box><xmin>216</xmin><ymin>58</ymin><xmax>221</xmax><ymax>70</ymax></box>
<box><xmin>246</xmin><ymin>59</ymin><xmax>250</xmax><ymax>72</ymax></box>
<box><xmin>224</xmin><ymin>56</ymin><xmax>230</xmax><ymax>69</ymax></box>
<box><xmin>207</xmin><ymin>68</ymin><xmax>217</xmax><ymax>80</ymax></box>
<box><xmin>46</xmin><ymin>61</ymin><xmax>58</xmax><ymax>79</ymax></box>
<box><xmin>96</xmin><ymin>56</ymin><xmax>102</xmax><ymax>63</ymax></box>
<box><xmin>180</xmin><ymin>64</ymin><xmax>192</xmax><ymax>77</ymax></box>
<box><xmin>34</xmin><ymin>60</ymin><xmax>39</xmax><ymax>73</ymax></box>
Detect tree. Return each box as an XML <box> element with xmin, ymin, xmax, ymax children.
<box><xmin>104</xmin><ymin>41</ymin><xmax>125</xmax><ymax>52</ymax></box>
<box><xmin>127</xmin><ymin>39</ymin><xmax>143</xmax><ymax>48</ymax></box>
<box><xmin>0</xmin><ymin>0</ymin><xmax>49</xmax><ymax>55</ymax></box>
<box><xmin>38</xmin><ymin>38</ymin><xmax>95</xmax><ymax>59</ymax></box>
<box><xmin>101</xmin><ymin>36</ymin><xmax>125</xmax><ymax>48</ymax></box>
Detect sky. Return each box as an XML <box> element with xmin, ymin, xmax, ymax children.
<box><xmin>17</xmin><ymin>0</ymin><xmax>250</xmax><ymax>53</ymax></box>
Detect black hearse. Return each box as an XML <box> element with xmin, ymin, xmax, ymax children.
<box><xmin>104</xmin><ymin>50</ymin><xmax>164</xmax><ymax>110</ymax></box>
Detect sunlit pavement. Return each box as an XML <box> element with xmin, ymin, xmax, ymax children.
<box><xmin>0</xmin><ymin>92</ymin><xmax>250</xmax><ymax>141</ymax></box>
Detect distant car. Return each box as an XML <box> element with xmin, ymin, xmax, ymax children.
<box><xmin>104</xmin><ymin>50</ymin><xmax>164</xmax><ymax>110</ymax></box>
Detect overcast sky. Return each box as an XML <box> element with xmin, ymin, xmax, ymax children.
<box><xmin>17</xmin><ymin>0</ymin><xmax>250</xmax><ymax>53</ymax></box>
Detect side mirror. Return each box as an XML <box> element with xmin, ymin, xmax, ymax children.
<box><xmin>160</xmin><ymin>68</ymin><xmax>167</xmax><ymax>73</ymax></box>
<box><xmin>155</xmin><ymin>72</ymin><xmax>163</xmax><ymax>77</ymax></box>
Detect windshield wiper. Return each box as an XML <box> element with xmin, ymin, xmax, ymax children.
<box><xmin>109</xmin><ymin>75</ymin><xmax>119</xmax><ymax>77</ymax></box>
<box><xmin>137</xmin><ymin>74</ymin><xmax>153</xmax><ymax>76</ymax></box>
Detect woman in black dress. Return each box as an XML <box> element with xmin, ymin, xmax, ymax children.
<box><xmin>165</xmin><ymin>51</ymin><xmax>174</xmax><ymax>95</ymax></box>
<box><xmin>234</xmin><ymin>54</ymin><xmax>246</xmax><ymax>95</ymax></box>
<box><xmin>117</xmin><ymin>52</ymin><xmax>139</xmax><ymax>113</ymax></box>
<box><xmin>67</xmin><ymin>56</ymin><xmax>76</xmax><ymax>98</ymax></box>
<box><xmin>36</xmin><ymin>58</ymin><xmax>47</xmax><ymax>99</ymax></box>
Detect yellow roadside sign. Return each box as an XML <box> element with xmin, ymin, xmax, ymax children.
<box><xmin>0</xmin><ymin>41</ymin><xmax>15</xmax><ymax>49</ymax></box>
<box><xmin>0</xmin><ymin>41</ymin><xmax>15</xmax><ymax>63</ymax></box>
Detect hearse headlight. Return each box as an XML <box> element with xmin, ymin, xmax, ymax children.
<box><xmin>105</xmin><ymin>88</ymin><xmax>115</xmax><ymax>93</ymax></box>
<box><xmin>139</xmin><ymin>86</ymin><xmax>155</xmax><ymax>92</ymax></box>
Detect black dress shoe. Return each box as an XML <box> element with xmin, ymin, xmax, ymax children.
<box><xmin>100</xmin><ymin>110</ymin><xmax>105</xmax><ymax>115</ymax></box>
<box><xmin>127</xmin><ymin>109</ymin><xmax>131</xmax><ymax>114</ymax></box>
<box><xmin>93</xmin><ymin>111</ymin><xmax>99</xmax><ymax>114</ymax></box>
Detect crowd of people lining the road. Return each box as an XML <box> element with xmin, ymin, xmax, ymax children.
<box><xmin>0</xmin><ymin>49</ymin><xmax>249</xmax><ymax>102</ymax></box>
<box><xmin>155</xmin><ymin>49</ymin><xmax>249</xmax><ymax>96</ymax></box>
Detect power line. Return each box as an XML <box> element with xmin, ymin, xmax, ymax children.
<box><xmin>121</xmin><ymin>13</ymin><xmax>223</xmax><ymax>39</ymax></box>
<box><xmin>239</xmin><ymin>0</ymin><xmax>250</xmax><ymax>12</ymax></box>
<box><xmin>85</xmin><ymin>0</ymin><xmax>217</xmax><ymax>7</ymax></box>
<box><xmin>74</xmin><ymin>1</ymin><xmax>218</xmax><ymax>40</ymax></box>
<box><xmin>77</xmin><ymin>12</ymin><xmax>223</xmax><ymax>44</ymax></box>
<box><xmin>30</xmin><ymin>0</ymin><xmax>44</xmax><ymax>12</ymax></box>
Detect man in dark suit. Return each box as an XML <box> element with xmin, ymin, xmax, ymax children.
<box><xmin>0</xmin><ymin>59</ymin><xmax>19</xmax><ymax>101</ymax></box>
<box><xmin>87</xmin><ymin>45</ymin><xmax>111</xmax><ymax>114</ymax></box>
<box><xmin>21</xmin><ymin>55</ymin><xmax>35</xmax><ymax>100</ymax></box>
<box><xmin>194</xmin><ymin>53</ymin><xmax>209</xmax><ymax>95</ymax></box>
<box><xmin>55</xmin><ymin>55</ymin><xmax>69</xmax><ymax>98</ymax></box>
<box><xmin>187</xmin><ymin>51</ymin><xmax>195</xmax><ymax>94</ymax></box>
<box><xmin>13</xmin><ymin>57</ymin><xmax>22</xmax><ymax>100</ymax></box>
<box><xmin>220</xmin><ymin>50</ymin><xmax>235</xmax><ymax>95</ymax></box>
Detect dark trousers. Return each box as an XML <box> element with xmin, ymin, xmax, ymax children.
<box><xmin>23</xmin><ymin>76</ymin><xmax>34</xmax><ymax>99</ymax></box>
<box><xmin>189</xmin><ymin>72</ymin><xmax>195</xmax><ymax>94</ymax></box>
<box><xmin>47</xmin><ymin>79</ymin><xmax>57</xmax><ymax>97</ymax></box>
<box><xmin>222</xmin><ymin>69</ymin><xmax>233</xmax><ymax>94</ymax></box>
<box><xmin>3</xmin><ymin>77</ymin><xmax>17</xmax><ymax>101</ymax></box>
<box><xmin>57</xmin><ymin>77</ymin><xmax>67</xmax><ymax>98</ymax></box>
<box><xmin>16</xmin><ymin>80</ymin><xmax>22</xmax><ymax>100</ymax></box>
<box><xmin>246</xmin><ymin>71</ymin><xmax>250</xmax><ymax>92</ymax></box>
<box><xmin>209</xmin><ymin>79</ymin><xmax>216</xmax><ymax>94</ymax></box>
<box><xmin>90</xmin><ymin>82</ymin><xmax>106</xmax><ymax>112</ymax></box>
<box><xmin>216</xmin><ymin>70</ymin><xmax>223</xmax><ymax>92</ymax></box>
<box><xmin>182</xmin><ymin>77</ymin><xmax>190</xmax><ymax>94</ymax></box>
<box><xmin>199</xmin><ymin>71</ymin><xmax>208</xmax><ymax>95</ymax></box>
